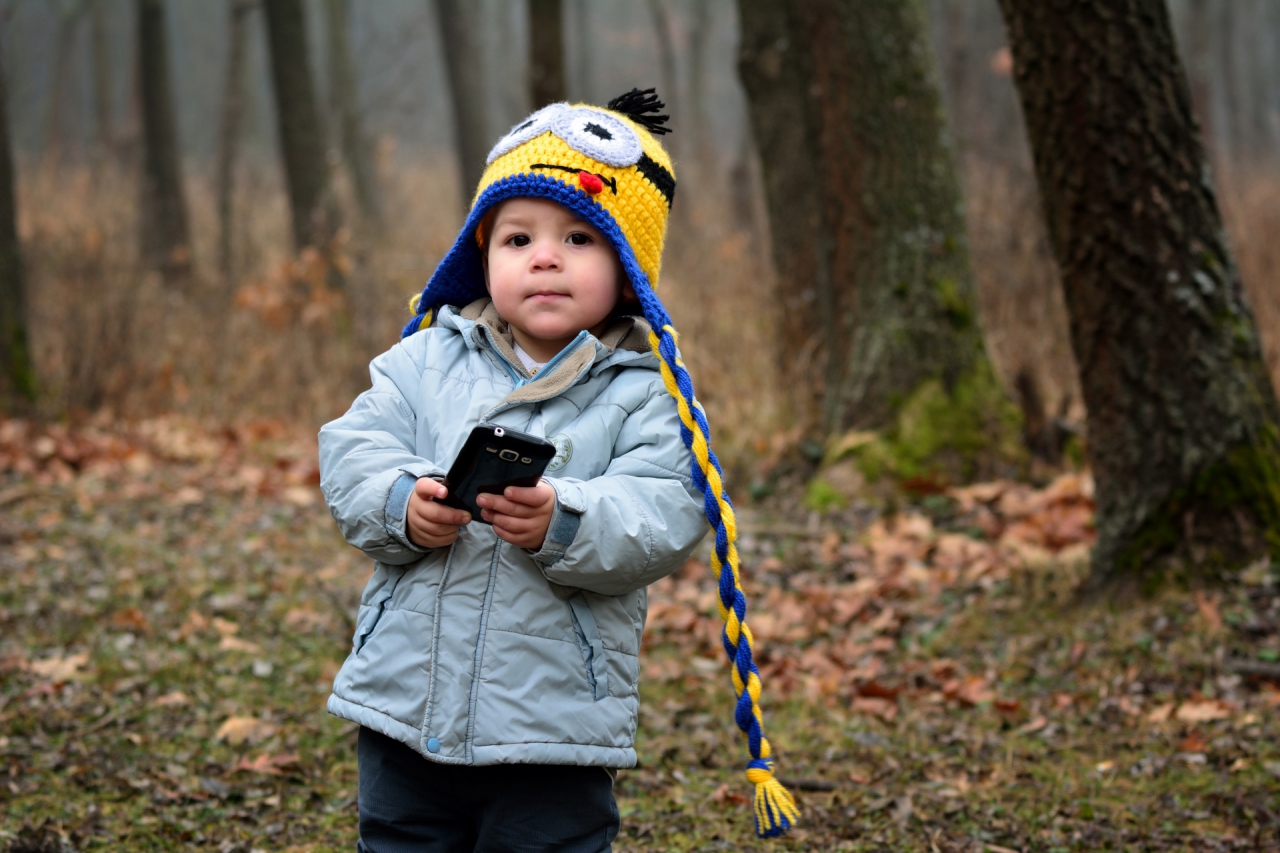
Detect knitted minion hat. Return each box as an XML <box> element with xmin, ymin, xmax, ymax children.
<box><xmin>403</xmin><ymin>89</ymin><xmax>798</xmax><ymax>839</ymax></box>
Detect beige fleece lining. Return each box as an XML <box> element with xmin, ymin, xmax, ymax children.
<box><xmin>460</xmin><ymin>297</ymin><xmax>653</xmax><ymax>408</ymax></box>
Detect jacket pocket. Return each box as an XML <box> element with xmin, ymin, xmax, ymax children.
<box><xmin>354</xmin><ymin>573</ymin><xmax>403</xmax><ymax>655</ymax></box>
<box><xmin>567</xmin><ymin>593</ymin><xmax>609</xmax><ymax>701</ymax></box>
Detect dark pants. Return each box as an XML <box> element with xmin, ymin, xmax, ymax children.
<box><xmin>356</xmin><ymin>727</ymin><xmax>620</xmax><ymax>853</ymax></box>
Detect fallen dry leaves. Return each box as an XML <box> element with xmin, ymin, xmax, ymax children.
<box><xmin>231</xmin><ymin>752</ymin><xmax>301</xmax><ymax>776</ymax></box>
<box><xmin>1174</xmin><ymin>698</ymin><xmax>1236</xmax><ymax>723</ymax></box>
<box><xmin>214</xmin><ymin>716</ymin><xmax>278</xmax><ymax>745</ymax></box>
<box><xmin>0</xmin><ymin>414</ymin><xmax>320</xmax><ymax>502</ymax></box>
<box><xmin>644</xmin><ymin>476</ymin><xmax>1094</xmax><ymax>722</ymax></box>
<box><xmin>26</xmin><ymin>652</ymin><xmax>91</xmax><ymax>682</ymax></box>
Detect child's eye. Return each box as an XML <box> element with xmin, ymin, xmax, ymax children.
<box><xmin>567</xmin><ymin>233</ymin><xmax>592</xmax><ymax>246</ymax></box>
<box><xmin>507</xmin><ymin>234</ymin><xmax>531</xmax><ymax>248</ymax></box>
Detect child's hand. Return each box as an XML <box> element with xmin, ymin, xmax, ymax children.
<box><xmin>406</xmin><ymin>479</ymin><xmax>471</xmax><ymax>548</ymax></box>
<box><xmin>476</xmin><ymin>481</ymin><xmax>556</xmax><ymax>550</ymax></box>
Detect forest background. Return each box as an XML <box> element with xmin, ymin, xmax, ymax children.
<box><xmin>2</xmin><ymin>1</ymin><xmax>1280</xmax><ymax>851</ymax></box>
<box><xmin>7</xmin><ymin>0</ymin><xmax>1278</xmax><ymax>459</ymax></box>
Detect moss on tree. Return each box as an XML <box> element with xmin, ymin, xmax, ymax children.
<box><xmin>1115</xmin><ymin>428</ymin><xmax>1280</xmax><ymax>586</ymax></box>
<box><xmin>852</xmin><ymin>360</ymin><xmax>1025</xmax><ymax>485</ymax></box>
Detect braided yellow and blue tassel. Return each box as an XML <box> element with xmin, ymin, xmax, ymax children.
<box><xmin>644</xmin><ymin>314</ymin><xmax>800</xmax><ymax>838</ymax></box>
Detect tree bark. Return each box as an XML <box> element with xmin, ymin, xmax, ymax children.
<box><xmin>0</xmin><ymin>31</ymin><xmax>32</xmax><ymax>406</ymax></box>
<box><xmin>686</xmin><ymin>0</ymin><xmax>712</xmax><ymax>168</ymax></box>
<box><xmin>89</xmin><ymin>0</ymin><xmax>112</xmax><ymax>157</ymax></box>
<box><xmin>738</xmin><ymin>0</ymin><xmax>1004</xmax><ymax>457</ymax></box>
<box><xmin>326</xmin><ymin>0</ymin><xmax>381</xmax><ymax>224</ymax></box>
<box><xmin>566</xmin><ymin>0</ymin><xmax>593</xmax><ymax>102</ymax></box>
<box><xmin>528</xmin><ymin>0</ymin><xmax>565</xmax><ymax>108</ymax></box>
<box><xmin>216</xmin><ymin>0</ymin><xmax>254</xmax><ymax>281</ymax></box>
<box><xmin>42</xmin><ymin>1</ymin><xmax>86</xmax><ymax>175</ymax></box>
<box><xmin>263</xmin><ymin>0</ymin><xmax>331</xmax><ymax>251</ymax></box>
<box><xmin>645</xmin><ymin>0</ymin><xmax>679</xmax><ymax>156</ymax></box>
<box><xmin>1182</xmin><ymin>0</ymin><xmax>1214</xmax><ymax>167</ymax></box>
<box><xmin>137</xmin><ymin>0</ymin><xmax>192</xmax><ymax>278</ymax></box>
<box><xmin>997</xmin><ymin>0</ymin><xmax>1280</xmax><ymax>582</ymax></box>
<box><xmin>433</xmin><ymin>0</ymin><xmax>489</xmax><ymax>199</ymax></box>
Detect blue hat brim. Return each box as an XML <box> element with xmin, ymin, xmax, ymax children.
<box><xmin>402</xmin><ymin>173</ymin><xmax>667</xmax><ymax>338</ymax></box>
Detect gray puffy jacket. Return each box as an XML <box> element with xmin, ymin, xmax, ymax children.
<box><xmin>318</xmin><ymin>299</ymin><xmax>706</xmax><ymax>767</ymax></box>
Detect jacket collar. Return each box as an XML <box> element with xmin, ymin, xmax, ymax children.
<box><xmin>435</xmin><ymin>298</ymin><xmax>657</xmax><ymax>405</ymax></box>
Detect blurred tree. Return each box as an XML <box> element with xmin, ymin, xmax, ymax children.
<box><xmin>90</xmin><ymin>0</ymin><xmax>111</xmax><ymax>159</ymax></box>
<box><xmin>137</xmin><ymin>0</ymin><xmax>192</xmax><ymax>279</ymax></box>
<box><xmin>686</xmin><ymin>0</ymin><xmax>712</xmax><ymax>168</ymax></box>
<box><xmin>0</xmin><ymin>29</ymin><xmax>32</xmax><ymax>406</ymax></box>
<box><xmin>216</xmin><ymin>0</ymin><xmax>255</xmax><ymax>281</ymax></box>
<box><xmin>1184</xmin><ymin>0</ymin><xmax>1214</xmax><ymax>166</ymax></box>
<box><xmin>326</xmin><ymin>0</ymin><xmax>382</xmax><ymax>224</ymax></box>
<box><xmin>433</xmin><ymin>0</ymin><xmax>488</xmax><ymax>199</ymax></box>
<box><xmin>529</xmin><ymin>0</ymin><xmax>565</xmax><ymax>108</ymax></box>
<box><xmin>263</xmin><ymin>0</ymin><xmax>331</xmax><ymax>251</ymax></box>
<box><xmin>646</xmin><ymin>0</ymin><xmax>678</xmax><ymax>138</ymax></box>
<box><xmin>42</xmin><ymin>0</ymin><xmax>86</xmax><ymax>175</ymax></box>
<box><xmin>738</xmin><ymin>0</ymin><xmax>1014</xmax><ymax>473</ymax></box>
<box><xmin>564</xmin><ymin>0</ymin><xmax>594</xmax><ymax>102</ymax></box>
<box><xmin>998</xmin><ymin>0</ymin><xmax>1280</xmax><ymax>583</ymax></box>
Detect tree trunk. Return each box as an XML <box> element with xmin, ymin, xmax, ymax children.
<box><xmin>997</xmin><ymin>0</ymin><xmax>1280</xmax><ymax>583</ymax></box>
<box><xmin>137</xmin><ymin>0</ymin><xmax>192</xmax><ymax>278</ymax></box>
<box><xmin>0</xmin><ymin>31</ymin><xmax>32</xmax><ymax>407</ymax></box>
<box><xmin>738</xmin><ymin>0</ymin><xmax>1009</xmax><ymax>472</ymax></box>
<box><xmin>646</xmin><ymin>0</ymin><xmax>679</xmax><ymax>150</ymax></box>
<box><xmin>433</xmin><ymin>0</ymin><xmax>489</xmax><ymax>199</ymax></box>
<box><xmin>42</xmin><ymin>1</ymin><xmax>86</xmax><ymax>176</ymax></box>
<box><xmin>565</xmin><ymin>0</ymin><xmax>593</xmax><ymax>102</ymax></box>
<box><xmin>686</xmin><ymin>0</ymin><xmax>712</xmax><ymax>169</ymax></box>
<box><xmin>325</xmin><ymin>0</ymin><xmax>381</xmax><ymax>224</ymax></box>
<box><xmin>216</xmin><ymin>0</ymin><xmax>254</xmax><ymax>282</ymax></box>
<box><xmin>89</xmin><ymin>0</ymin><xmax>112</xmax><ymax>157</ymax></box>
<box><xmin>528</xmin><ymin>0</ymin><xmax>565</xmax><ymax>108</ymax></box>
<box><xmin>1183</xmin><ymin>0</ymin><xmax>1214</xmax><ymax>166</ymax></box>
<box><xmin>263</xmin><ymin>0</ymin><xmax>331</xmax><ymax>251</ymax></box>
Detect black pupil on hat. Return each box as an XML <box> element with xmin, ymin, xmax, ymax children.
<box><xmin>584</xmin><ymin>122</ymin><xmax>613</xmax><ymax>140</ymax></box>
<box><xmin>516</xmin><ymin>120</ymin><xmax>534</xmax><ymax>131</ymax></box>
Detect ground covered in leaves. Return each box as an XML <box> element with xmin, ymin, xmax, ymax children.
<box><xmin>2</xmin><ymin>417</ymin><xmax>1279</xmax><ymax>852</ymax></box>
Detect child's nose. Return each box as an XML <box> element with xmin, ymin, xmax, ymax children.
<box><xmin>529</xmin><ymin>242</ymin><xmax>562</xmax><ymax>270</ymax></box>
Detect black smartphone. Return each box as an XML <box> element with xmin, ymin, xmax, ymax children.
<box><xmin>439</xmin><ymin>425</ymin><xmax>557</xmax><ymax>524</ymax></box>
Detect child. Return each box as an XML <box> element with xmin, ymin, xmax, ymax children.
<box><xmin>319</xmin><ymin>90</ymin><xmax>797</xmax><ymax>851</ymax></box>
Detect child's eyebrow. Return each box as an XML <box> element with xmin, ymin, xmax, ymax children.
<box><xmin>492</xmin><ymin>213</ymin><xmax>591</xmax><ymax>231</ymax></box>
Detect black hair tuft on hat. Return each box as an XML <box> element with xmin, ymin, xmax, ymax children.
<box><xmin>606</xmin><ymin>88</ymin><xmax>673</xmax><ymax>135</ymax></box>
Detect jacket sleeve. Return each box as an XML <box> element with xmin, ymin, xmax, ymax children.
<box><xmin>319</xmin><ymin>340</ymin><xmax>445</xmax><ymax>565</ymax></box>
<box><xmin>530</xmin><ymin>383</ymin><xmax>708</xmax><ymax>596</ymax></box>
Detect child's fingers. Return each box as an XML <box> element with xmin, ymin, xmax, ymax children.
<box><xmin>501</xmin><ymin>483</ymin><xmax>554</xmax><ymax>507</ymax></box>
<box><xmin>476</xmin><ymin>493</ymin><xmax>537</xmax><ymax>518</ymax></box>
<box><xmin>414</xmin><ymin>477</ymin><xmax>448</xmax><ymax>500</ymax></box>
<box><xmin>407</xmin><ymin>518</ymin><xmax>460</xmax><ymax>548</ymax></box>
<box><xmin>417</xmin><ymin>498</ymin><xmax>470</xmax><ymax>526</ymax></box>
<box><xmin>491</xmin><ymin>519</ymin><xmax>541</xmax><ymax>548</ymax></box>
<box><xmin>486</xmin><ymin>512</ymin><xmax>538</xmax><ymax>534</ymax></box>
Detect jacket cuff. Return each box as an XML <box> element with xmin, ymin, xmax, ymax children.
<box><xmin>529</xmin><ymin>479</ymin><xmax>585</xmax><ymax>567</ymax></box>
<box><xmin>383</xmin><ymin>466</ymin><xmax>446</xmax><ymax>551</ymax></box>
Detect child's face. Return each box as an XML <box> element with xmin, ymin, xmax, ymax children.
<box><xmin>483</xmin><ymin>198</ymin><xmax>631</xmax><ymax>362</ymax></box>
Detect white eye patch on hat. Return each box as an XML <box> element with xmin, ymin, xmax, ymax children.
<box><xmin>486</xmin><ymin>104</ymin><xmax>643</xmax><ymax>168</ymax></box>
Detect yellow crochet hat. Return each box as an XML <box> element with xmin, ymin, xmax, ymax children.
<box><xmin>403</xmin><ymin>89</ymin><xmax>676</xmax><ymax>335</ymax></box>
